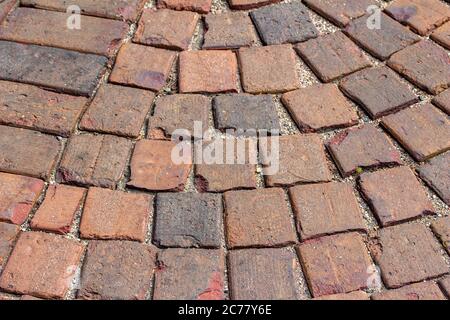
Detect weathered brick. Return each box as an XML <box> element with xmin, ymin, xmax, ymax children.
<box><xmin>153</xmin><ymin>249</ymin><xmax>224</xmax><ymax>300</ymax></box>
<box><xmin>372</xmin><ymin>282</ymin><xmax>446</xmax><ymax>300</ymax></box>
<box><xmin>327</xmin><ymin>124</ymin><xmax>401</xmax><ymax>177</ymax></box>
<box><xmin>157</xmin><ymin>0</ymin><xmax>212</xmax><ymax>13</ymax></box>
<box><xmin>228</xmin><ymin>0</ymin><xmax>281</xmax><ymax>10</ymax></box>
<box><xmin>0</xmin><ymin>222</ymin><xmax>19</xmax><ymax>267</ymax></box>
<box><xmin>370</xmin><ymin>223</ymin><xmax>448</xmax><ymax>289</ymax></box>
<box><xmin>0</xmin><ymin>125</ymin><xmax>60</xmax><ymax>179</ymax></box>
<box><xmin>238</xmin><ymin>44</ymin><xmax>299</xmax><ymax>93</ymax></box>
<box><xmin>80</xmin><ymin>188</ymin><xmax>152</xmax><ymax>242</ymax></box>
<box><xmin>433</xmin><ymin>89</ymin><xmax>450</xmax><ymax>115</ymax></box>
<box><xmin>154</xmin><ymin>193</ymin><xmax>222</xmax><ymax>248</ymax></box>
<box><xmin>229</xmin><ymin>248</ymin><xmax>304</xmax><ymax>300</ymax></box>
<box><xmin>80</xmin><ymin>84</ymin><xmax>155</xmax><ymax>138</ymax></box>
<box><xmin>419</xmin><ymin>152</ymin><xmax>450</xmax><ymax>205</ymax></box>
<box><xmin>431</xmin><ymin>217</ymin><xmax>450</xmax><ymax>255</ymax></box>
<box><xmin>431</xmin><ymin>22</ymin><xmax>450</xmax><ymax>50</ymax></box>
<box><xmin>385</xmin><ymin>0</ymin><xmax>450</xmax><ymax>36</ymax></box>
<box><xmin>110</xmin><ymin>43</ymin><xmax>176</xmax><ymax>92</ymax></box>
<box><xmin>127</xmin><ymin>139</ymin><xmax>192</xmax><ymax>191</ymax></box>
<box><xmin>57</xmin><ymin>134</ymin><xmax>132</xmax><ymax>189</ymax></box>
<box><xmin>0</xmin><ymin>232</ymin><xmax>84</xmax><ymax>299</ymax></box>
<box><xmin>281</xmin><ymin>84</ymin><xmax>359</xmax><ymax>132</ymax></box>
<box><xmin>224</xmin><ymin>188</ymin><xmax>297</xmax><ymax>248</ymax></box>
<box><xmin>203</xmin><ymin>12</ymin><xmax>258</xmax><ymax>50</ymax></box>
<box><xmin>313</xmin><ymin>291</ymin><xmax>369</xmax><ymax>300</ymax></box>
<box><xmin>0</xmin><ymin>41</ymin><xmax>107</xmax><ymax>96</ymax></box>
<box><xmin>439</xmin><ymin>276</ymin><xmax>450</xmax><ymax>298</ymax></box>
<box><xmin>179</xmin><ymin>50</ymin><xmax>238</xmax><ymax>93</ymax></box>
<box><xmin>0</xmin><ymin>0</ymin><xmax>16</xmax><ymax>24</ymax></box>
<box><xmin>0</xmin><ymin>81</ymin><xmax>86</xmax><ymax>137</ymax></box>
<box><xmin>30</xmin><ymin>185</ymin><xmax>86</xmax><ymax>235</ymax></box>
<box><xmin>289</xmin><ymin>182</ymin><xmax>366</xmax><ymax>240</ymax></box>
<box><xmin>79</xmin><ymin>240</ymin><xmax>156</xmax><ymax>300</ymax></box>
<box><xmin>340</xmin><ymin>66</ymin><xmax>418</xmax><ymax>119</ymax></box>
<box><xmin>297</xmin><ymin>232</ymin><xmax>374</xmax><ymax>297</ymax></box>
<box><xmin>387</xmin><ymin>41</ymin><xmax>450</xmax><ymax>95</ymax></box>
<box><xmin>134</xmin><ymin>8</ymin><xmax>199</xmax><ymax>51</ymax></box>
<box><xmin>381</xmin><ymin>104</ymin><xmax>450</xmax><ymax>161</ymax></box>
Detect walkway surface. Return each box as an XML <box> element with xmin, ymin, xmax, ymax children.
<box><xmin>0</xmin><ymin>0</ymin><xmax>449</xmax><ymax>300</ymax></box>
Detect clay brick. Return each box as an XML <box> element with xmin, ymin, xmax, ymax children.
<box><xmin>381</xmin><ymin>104</ymin><xmax>450</xmax><ymax>161</ymax></box>
<box><xmin>179</xmin><ymin>50</ymin><xmax>238</xmax><ymax>93</ymax></box>
<box><xmin>431</xmin><ymin>22</ymin><xmax>450</xmax><ymax>50</ymax></box>
<box><xmin>203</xmin><ymin>12</ymin><xmax>258</xmax><ymax>50</ymax></box>
<box><xmin>297</xmin><ymin>232</ymin><xmax>374</xmax><ymax>297</ymax></box>
<box><xmin>228</xmin><ymin>0</ymin><xmax>282</xmax><ymax>10</ymax></box>
<box><xmin>238</xmin><ymin>44</ymin><xmax>299</xmax><ymax>93</ymax></box>
<box><xmin>80</xmin><ymin>188</ymin><xmax>152</xmax><ymax>242</ymax></box>
<box><xmin>250</xmin><ymin>3</ymin><xmax>318</xmax><ymax>45</ymax></box>
<box><xmin>340</xmin><ymin>66</ymin><xmax>418</xmax><ymax>119</ymax></box>
<box><xmin>281</xmin><ymin>84</ymin><xmax>359</xmax><ymax>132</ymax></box>
<box><xmin>433</xmin><ymin>89</ymin><xmax>450</xmax><ymax>115</ymax></box>
<box><xmin>30</xmin><ymin>185</ymin><xmax>86</xmax><ymax>235</ymax></box>
<box><xmin>224</xmin><ymin>188</ymin><xmax>297</xmax><ymax>248</ymax></box>
<box><xmin>153</xmin><ymin>249</ymin><xmax>224</xmax><ymax>300</ymax></box>
<box><xmin>134</xmin><ymin>9</ymin><xmax>199</xmax><ymax>51</ymax></box>
<box><xmin>295</xmin><ymin>31</ymin><xmax>371</xmax><ymax>82</ymax></box>
<box><xmin>154</xmin><ymin>193</ymin><xmax>222</xmax><ymax>248</ymax></box>
<box><xmin>387</xmin><ymin>41</ymin><xmax>450</xmax><ymax>95</ymax></box>
<box><xmin>57</xmin><ymin>134</ymin><xmax>132</xmax><ymax>189</ymax></box>
<box><xmin>419</xmin><ymin>152</ymin><xmax>450</xmax><ymax>205</ymax></box>
<box><xmin>79</xmin><ymin>240</ymin><xmax>156</xmax><ymax>300</ymax></box>
<box><xmin>0</xmin><ymin>125</ymin><xmax>60</xmax><ymax>179</ymax></box>
<box><xmin>110</xmin><ymin>43</ymin><xmax>176</xmax><ymax>92</ymax></box>
<box><xmin>313</xmin><ymin>291</ymin><xmax>370</xmax><ymax>300</ymax></box>
<box><xmin>0</xmin><ymin>0</ymin><xmax>16</xmax><ymax>24</ymax></box>
<box><xmin>431</xmin><ymin>217</ymin><xmax>450</xmax><ymax>255</ymax></box>
<box><xmin>304</xmin><ymin>0</ymin><xmax>376</xmax><ymax>27</ymax></box>
<box><xmin>0</xmin><ymin>222</ymin><xmax>19</xmax><ymax>267</ymax></box>
<box><xmin>372</xmin><ymin>282</ymin><xmax>446</xmax><ymax>300</ymax></box>
<box><xmin>80</xmin><ymin>84</ymin><xmax>155</xmax><ymax>138</ymax></box>
<box><xmin>0</xmin><ymin>8</ymin><xmax>128</xmax><ymax>57</ymax></box>
<box><xmin>127</xmin><ymin>139</ymin><xmax>192</xmax><ymax>191</ymax></box>
<box><xmin>0</xmin><ymin>81</ymin><xmax>87</xmax><ymax>137</ymax></box>
<box><xmin>371</xmin><ymin>223</ymin><xmax>448</xmax><ymax>289</ymax></box>
<box><xmin>260</xmin><ymin>134</ymin><xmax>332</xmax><ymax>187</ymax></box>
<box><xmin>289</xmin><ymin>182</ymin><xmax>366</xmax><ymax>240</ymax></box>
<box><xmin>327</xmin><ymin>124</ymin><xmax>401</xmax><ymax>177</ymax></box>
<box><xmin>344</xmin><ymin>13</ymin><xmax>420</xmax><ymax>60</ymax></box>
<box><xmin>385</xmin><ymin>0</ymin><xmax>450</xmax><ymax>36</ymax></box>
<box><xmin>229</xmin><ymin>248</ymin><xmax>304</xmax><ymax>300</ymax></box>
<box><xmin>439</xmin><ymin>276</ymin><xmax>450</xmax><ymax>298</ymax></box>
<box><xmin>157</xmin><ymin>0</ymin><xmax>212</xmax><ymax>13</ymax></box>
<box><xmin>0</xmin><ymin>232</ymin><xmax>84</xmax><ymax>299</ymax></box>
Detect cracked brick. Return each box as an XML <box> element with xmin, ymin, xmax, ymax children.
<box><xmin>418</xmin><ymin>152</ymin><xmax>450</xmax><ymax>205</ymax></box>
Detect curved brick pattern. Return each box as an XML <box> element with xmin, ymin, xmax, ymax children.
<box><xmin>0</xmin><ymin>232</ymin><xmax>84</xmax><ymax>299</ymax></box>
<box><xmin>57</xmin><ymin>134</ymin><xmax>132</xmax><ymax>189</ymax></box>
<box><xmin>157</xmin><ymin>0</ymin><xmax>212</xmax><ymax>14</ymax></box>
<box><xmin>297</xmin><ymin>232</ymin><xmax>374</xmax><ymax>297</ymax></box>
<box><xmin>339</xmin><ymin>66</ymin><xmax>418</xmax><ymax>119</ymax></box>
<box><xmin>30</xmin><ymin>185</ymin><xmax>86</xmax><ymax>235</ymax></box>
<box><xmin>295</xmin><ymin>32</ymin><xmax>371</xmax><ymax>83</ymax></box>
<box><xmin>281</xmin><ymin>84</ymin><xmax>359</xmax><ymax>132</ymax></box>
<box><xmin>239</xmin><ymin>44</ymin><xmax>299</xmax><ymax>94</ymax></box>
<box><xmin>440</xmin><ymin>277</ymin><xmax>450</xmax><ymax>298</ymax></box>
<box><xmin>80</xmin><ymin>188</ymin><xmax>152</xmax><ymax>242</ymax></box>
<box><xmin>154</xmin><ymin>193</ymin><xmax>222</xmax><ymax>248</ymax></box>
<box><xmin>153</xmin><ymin>249</ymin><xmax>224</xmax><ymax>300</ymax></box>
<box><xmin>134</xmin><ymin>9</ymin><xmax>199</xmax><ymax>51</ymax></box>
<box><xmin>224</xmin><ymin>188</ymin><xmax>297</xmax><ymax>248</ymax></box>
<box><xmin>228</xmin><ymin>0</ymin><xmax>282</xmax><ymax>10</ymax></box>
<box><xmin>127</xmin><ymin>139</ymin><xmax>192</xmax><ymax>191</ymax></box>
<box><xmin>381</xmin><ymin>104</ymin><xmax>450</xmax><ymax>162</ymax></box>
<box><xmin>0</xmin><ymin>0</ymin><xmax>16</xmax><ymax>23</ymax></box>
<box><xmin>250</xmin><ymin>3</ymin><xmax>318</xmax><ymax>45</ymax></box>
<box><xmin>385</xmin><ymin>0</ymin><xmax>450</xmax><ymax>36</ymax></box>
<box><xmin>0</xmin><ymin>81</ymin><xmax>87</xmax><ymax>137</ymax></box>
<box><xmin>418</xmin><ymin>152</ymin><xmax>450</xmax><ymax>205</ymax></box>
<box><xmin>431</xmin><ymin>217</ymin><xmax>450</xmax><ymax>255</ymax></box>
<box><xmin>372</xmin><ymin>282</ymin><xmax>446</xmax><ymax>300</ymax></box>
<box><xmin>387</xmin><ymin>41</ymin><xmax>450</xmax><ymax>95</ymax></box>
<box><xmin>80</xmin><ymin>84</ymin><xmax>155</xmax><ymax>138</ymax></box>
<box><xmin>327</xmin><ymin>124</ymin><xmax>401</xmax><ymax>177</ymax></box>
<box><xmin>289</xmin><ymin>182</ymin><xmax>366</xmax><ymax>240</ymax></box>
<box><xmin>229</xmin><ymin>248</ymin><xmax>304</xmax><ymax>300</ymax></box>
<box><xmin>431</xmin><ymin>22</ymin><xmax>450</xmax><ymax>50</ymax></box>
<box><xmin>0</xmin><ymin>222</ymin><xmax>19</xmax><ymax>268</ymax></box>
<box><xmin>433</xmin><ymin>89</ymin><xmax>450</xmax><ymax>115</ymax></box>
<box><xmin>79</xmin><ymin>240</ymin><xmax>156</xmax><ymax>300</ymax></box>
<box><xmin>370</xmin><ymin>223</ymin><xmax>449</xmax><ymax>289</ymax></box>
<box><xmin>313</xmin><ymin>291</ymin><xmax>369</xmax><ymax>300</ymax></box>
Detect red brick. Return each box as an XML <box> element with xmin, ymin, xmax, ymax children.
<box><xmin>431</xmin><ymin>22</ymin><xmax>450</xmax><ymax>50</ymax></box>
<box><xmin>179</xmin><ymin>50</ymin><xmax>238</xmax><ymax>93</ymax></box>
<box><xmin>439</xmin><ymin>276</ymin><xmax>450</xmax><ymax>298</ymax></box>
<box><xmin>419</xmin><ymin>152</ymin><xmax>450</xmax><ymax>205</ymax></box>
<box><xmin>78</xmin><ymin>240</ymin><xmax>156</xmax><ymax>300</ymax></box>
<box><xmin>157</xmin><ymin>0</ymin><xmax>212</xmax><ymax>14</ymax></box>
<box><xmin>110</xmin><ymin>43</ymin><xmax>176</xmax><ymax>92</ymax></box>
<box><xmin>238</xmin><ymin>44</ymin><xmax>299</xmax><ymax>94</ymax></box>
<box><xmin>153</xmin><ymin>249</ymin><xmax>224</xmax><ymax>300</ymax></box>
<box><xmin>80</xmin><ymin>187</ymin><xmax>153</xmax><ymax>242</ymax></box>
<box><xmin>372</xmin><ymin>282</ymin><xmax>446</xmax><ymax>300</ymax></box>
<box><xmin>0</xmin><ymin>222</ymin><xmax>19</xmax><ymax>267</ymax></box>
<box><xmin>0</xmin><ymin>232</ymin><xmax>84</xmax><ymax>299</ymax></box>
<box><xmin>30</xmin><ymin>185</ymin><xmax>86</xmax><ymax>235</ymax></box>
<box><xmin>0</xmin><ymin>0</ymin><xmax>16</xmax><ymax>24</ymax></box>
<box><xmin>228</xmin><ymin>0</ymin><xmax>282</xmax><ymax>10</ymax></box>
<box><xmin>313</xmin><ymin>291</ymin><xmax>369</xmax><ymax>300</ymax></box>
<box><xmin>80</xmin><ymin>84</ymin><xmax>155</xmax><ymax>138</ymax></box>
<box><xmin>433</xmin><ymin>89</ymin><xmax>450</xmax><ymax>115</ymax></box>
<box><xmin>298</xmin><ymin>232</ymin><xmax>374</xmax><ymax>297</ymax></box>
<box><xmin>224</xmin><ymin>188</ymin><xmax>297</xmax><ymax>248</ymax></box>
<box><xmin>431</xmin><ymin>217</ymin><xmax>450</xmax><ymax>255</ymax></box>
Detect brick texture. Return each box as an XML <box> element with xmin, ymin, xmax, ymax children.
<box><xmin>431</xmin><ymin>217</ymin><xmax>450</xmax><ymax>255</ymax></box>
<box><xmin>433</xmin><ymin>89</ymin><xmax>450</xmax><ymax>115</ymax></box>
<box><xmin>157</xmin><ymin>0</ymin><xmax>212</xmax><ymax>13</ymax></box>
<box><xmin>228</xmin><ymin>0</ymin><xmax>282</xmax><ymax>10</ymax></box>
<box><xmin>0</xmin><ymin>222</ymin><xmax>19</xmax><ymax>267</ymax></box>
<box><xmin>431</xmin><ymin>22</ymin><xmax>450</xmax><ymax>50</ymax></box>
<box><xmin>418</xmin><ymin>152</ymin><xmax>450</xmax><ymax>205</ymax></box>
<box><xmin>372</xmin><ymin>282</ymin><xmax>446</xmax><ymax>300</ymax></box>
